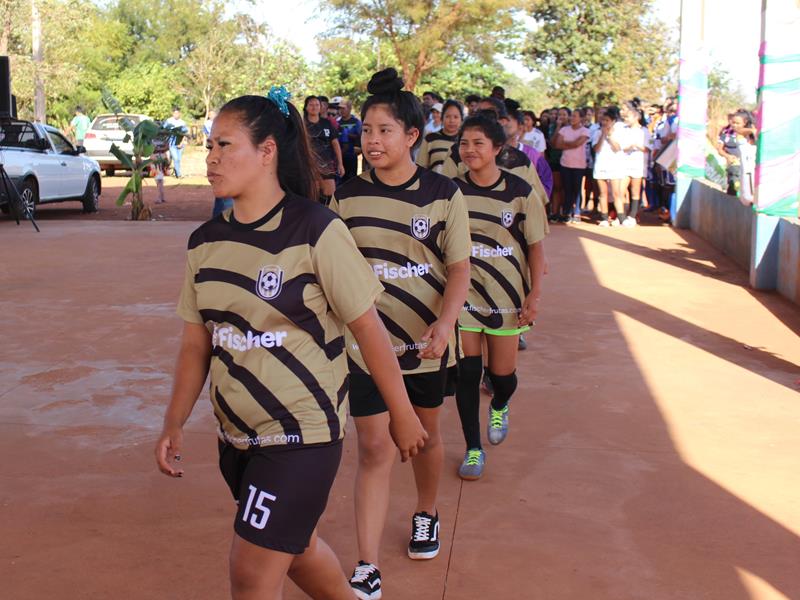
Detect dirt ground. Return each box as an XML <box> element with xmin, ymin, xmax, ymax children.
<box><xmin>1</xmin><ymin>203</ymin><xmax>799</xmax><ymax>599</ymax></box>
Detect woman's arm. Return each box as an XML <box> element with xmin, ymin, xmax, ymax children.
<box><xmin>563</xmin><ymin>135</ymin><xmax>589</xmax><ymax>150</ymax></box>
<box><xmin>418</xmin><ymin>258</ymin><xmax>470</xmax><ymax>360</ymax></box>
<box><xmin>518</xmin><ymin>241</ymin><xmax>545</xmax><ymax>327</ymax></box>
<box><xmin>155</xmin><ymin>322</ymin><xmax>212</xmax><ymax>477</ymax></box>
<box><xmin>592</xmin><ymin>131</ymin><xmax>606</xmax><ymax>153</ymax></box>
<box><xmin>347</xmin><ymin>307</ymin><xmax>427</xmax><ymax>462</ymax></box>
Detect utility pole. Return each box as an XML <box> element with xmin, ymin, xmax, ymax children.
<box><xmin>31</xmin><ymin>0</ymin><xmax>45</xmax><ymax>122</ymax></box>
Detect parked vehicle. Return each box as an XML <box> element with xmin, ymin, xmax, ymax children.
<box><xmin>83</xmin><ymin>113</ymin><xmax>150</xmax><ymax>177</ymax></box>
<box><xmin>0</xmin><ymin>118</ymin><xmax>102</xmax><ymax>217</ymax></box>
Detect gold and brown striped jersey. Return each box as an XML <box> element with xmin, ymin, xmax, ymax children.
<box><xmin>330</xmin><ymin>167</ymin><xmax>472</xmax><ymax>375</ymax></box>
<box><xmin>441</xmin><ymin>143</ymin><xmax>549</xmax><ymax>208</ymax></box>
<box><xmin>455</xmin><ymin>170</ymin><xmax>548</xmax><ymax>330</ymax></box>
<box><xmin>177</xmin><ymin>194</ymin><xmax>383</xmax><ymax>449</ymax></box>
<box><xmin>416</xmin><ymin>131</ymin><xmax>458</xmax><ymax>174</ymax></box>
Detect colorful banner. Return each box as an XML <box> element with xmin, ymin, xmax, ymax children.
<box><xmin>754</xmin><ymin>0</ymin><xmax>800</xmax><ymax>218</ymax></box>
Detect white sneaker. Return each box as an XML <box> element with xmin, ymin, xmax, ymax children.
<box><xmin>609</xmin><ymin>218</ymin><xmax>622</xmax><ymax>227</ymax></box>
<box><xmin>598</xmin><ymin>220</ymin><xmax>611</xmax><ymax>228</ymax></box>
<box><xmin>622</xmin><ymin>217</ymin><xmax>637</xmax><ymax>228</ymax></box>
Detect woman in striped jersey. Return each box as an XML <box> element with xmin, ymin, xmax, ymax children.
<box><xmin>330</xmin><ymin>68</ymin><xmax>471</xmax><ymax>600</ymax></box>
<box><xmin>416</xmin><ymin>99</ymin><xmax>464</xmax><ymax>173</ymax></box>
<box><xmin>155</xmin><ymin>88</ymin><xmax>426</xmax><ymax>600</ymax></box>
<box><xmin>453</xmin><ymin>113</ymin><xmax>547</xmax><ymax>480</ymax></box>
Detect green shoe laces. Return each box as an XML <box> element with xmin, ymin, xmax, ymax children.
<box><xmin>465</xmin><ymin>449</ymin><xmax>483</xmax><ymax>465</ymax></box>
<box><xmin>489</xmin><ymin>406</ymin><xmax>507</xmax><ymax>428</ymax></box>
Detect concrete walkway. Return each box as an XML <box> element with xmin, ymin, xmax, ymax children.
<box><xmin>1</xmin><ymin>219</ymin><xmax>798</xmax><ymax>599</ymax></box>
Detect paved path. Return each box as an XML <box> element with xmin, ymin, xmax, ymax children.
<box><xmin>1</xmin><ymin>219</ymin><xmax>798</xmax><ymax>599</ymax></box>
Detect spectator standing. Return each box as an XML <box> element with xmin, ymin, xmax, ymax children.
<box><xmin>592</xmin><ymin>106</ymin><xmax>627</xmax><ymax>226</ymax></box>
<box><xmin>164</xmin><ymin>108</ymin><xmax>188</xmax><ymax>179</ymax></box>
<box><xmin>304</xmin><ymin>95</ymin><xmax>344</xmax><ymax>201</ymax></box>
<box><xmin>521</xmin><ymin>110</ymin><xmax>547</xmax><ymax>153</ymax></box>
<box><xmin>553</xmin><ymin>108</ymin><xmax>590</xmax><ymax>222</ymax></box>
<box><xmin>620</xmin><ymin>101</ymin><xmax>651</xmax><ymax>226</ymax></box>
<box><xmin>464</xmin><ymin>94</ymin><xmax>481</xmax><ymax>116</ymax></box>
<box><xmin>417</xmin><ymin>99</ymin><xmax>463</xmax><ymax>173</ymax></box>
<box><xmin>336</xmin><ymin>98</ymin><xmax>362</xmax><ymax>183</ymax></box>
<box><xmin>202</xmin><ymin>109</ymin><xmax>217</xmax><ymax>145</ymax></box>
<box><xmin>69</xmin><ymin>106</ymin><xmax>91</xmax><ymax>147</ymax></box>
<box><xmin>424</xmin><ymin>102</ymin><xmax>444</xmax><ymax>136</ymax></box>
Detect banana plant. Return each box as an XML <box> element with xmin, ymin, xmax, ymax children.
<box><xmin>102</xmin><ymin>90</ymin><xmax>185</xmax><ymax>220</ymax></box>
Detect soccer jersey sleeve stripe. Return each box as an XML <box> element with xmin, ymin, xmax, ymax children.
<box><xmin>213</xmin><ymin>347</ymin><xmax>303</xmax><ymax>441</ymax></box>
<box><xmin>201</xmin><ymin>308</ymin><xmax>342</xmax><ymax>440</ymax></box>
<box><xmin>195</xmin><ymin>268</ymin><xmax>338</xmax><ymax>360</ymax></box>
<box><xmin>215</xmin><ymin>386</ymin><xmax>261</xmax><ymax>441</ymax></box>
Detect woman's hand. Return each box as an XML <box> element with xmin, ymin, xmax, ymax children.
<box><xmin>417</xmin><ymin>320</ymin><xmax>451</xmax><ymax>360</ymax></box>
<box><xmin>517</xmin><ymin>293</ymin><xmax>540</xmax><ymax>328</ymax></box>
<box><xmin>155</xmin><ymin>426</ymin><xmax>185</xmax><ymax>477</ymax></box>
<box><xmin>389</xmin><ymin>408</ymin><xmax>428</xmax><ymax>463</ymax></box>
<box><xmin>337</xmin><ymin>162</ymin><xmax>345</xmax><ymax>177</ymax></box>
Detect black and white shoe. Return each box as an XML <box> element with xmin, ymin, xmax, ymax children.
<box><xmin>408</xmin><ymin>511</ymin><xmax>440</xmax><ymax>560</ymax></box>
<box><xmin>350</xmin><ymin>561</ymin><xmax>382</xmax><ymax>600</ymax></box>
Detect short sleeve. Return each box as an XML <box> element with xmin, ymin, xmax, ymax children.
<box><xmin>312</xmin><ymin>218</ymin><xmax>384</xmax><ymax>324</ymax></box>
<box><xmin>591</xmin><ymin>128</ymin><xmax>602</xmax><ymax>145</ymax></box>
<box><xmin>328</xmin><ymin>193</ymin><xmax>341</xmax><ymax>215</ymax></box>
<box><xmin>416</xmin><ymin>139</ymin><xmax>431</xmax><ymax>168</ymax></box>
<box><xmin>521</xmin><ymin>163</ymin><xmax>549</xmax><ymax>208</ymax></box>
<box><xmin>522</xmin><ymin>190</ymin><xmax>549</xmax><ymax>245</ymax></box>
<box><xmin>441</xmin><ymin>189</ymin><xmax>472</xmax><ymax>265</ymax></box>
<box><xmin>440</xmin><ymin>152</ymin><xmax>459</xmax><ymax>179</ymax></box>
<box><xmin>176</xmin><ymin>255</ymin><xmax>204</xmax><ymax>324</ymax></box>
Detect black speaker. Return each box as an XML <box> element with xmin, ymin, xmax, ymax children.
<box><xmin>11</xmin><ymin>94</ymin><xmax>17</xmax><ymax>118</ymax></box>
<box><xmin>0</xmin><ymin>56</ymin><xmax>12</xmax><ymax>118</ymax></box>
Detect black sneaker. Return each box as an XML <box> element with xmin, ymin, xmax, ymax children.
<box><xmin>349</xmin><ymin>561</ymin><xmax>382</xmax><ymax>600</ymax></box>
<box><xmin>408</xmin><ymin>511</ymin><xmax>440</xmax><ymax>560</ymax></box>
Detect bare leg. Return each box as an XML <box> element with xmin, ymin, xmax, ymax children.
<box><xmin>486</xmin><ymin>334</ymin><xmax>520</xmax><ymax>376</ymax></box>
<box><xmin>411</xmin><ymin>405</ymin><xmax>443</xmax><ymax>514</ymax></box>
<box><xmin>288</xmin><ymin>530</ymin><xmax>355</xmax><ymax>600</ymax></box>
<box><xmin>611</xmin><ymin>178</ymin><xmax>626</xmax><ymax>219</ymax></box>
<box><xmin>353</xmin><ymin>413</ymin><xmax>395</xmax><ymax>567</ymax></box>
<box><xmin>597</xmin><ymin>179</ymin><xmax>609</xmax><ymax>218</ymax></box>
<box><xmin>229</xmin><ymin>534</ymin><xmax>293</xmax><ymax>600</ymax></box>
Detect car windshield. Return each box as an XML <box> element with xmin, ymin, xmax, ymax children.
<box><xmin>90</xmin><ymin>115</ymin><xmax>141</xmax><ymax>131</ymax></box>
<box><xmin>0</xmin><ymin>120</ymin><xmax>41</xmax><ymax>149</ymax></box>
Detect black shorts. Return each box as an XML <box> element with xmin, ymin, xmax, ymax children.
<box><xmin>349</xmin><ymin>368</ymin><xmax>449</xmax><ymax>417</ymax></box>
<box><xmin>218</xmin><ymin>440</ymin><xmax>342</xmax><ymax>554</ymax></box>
<box><xmin>321</xmin><ymin>172</ymin><xmax>337</xmax><ymax>181</ymax></box>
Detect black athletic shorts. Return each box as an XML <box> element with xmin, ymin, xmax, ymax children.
<box><xmin>218</xmin><ymin>439</ymin><xmax>342</xmax><ymax>554</ymax></box>
<box><xmin>349</xmin><ymin>368</ymin><xmax>449</xmax><ymax>417</ymax></box>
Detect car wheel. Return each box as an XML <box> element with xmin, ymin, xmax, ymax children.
<box><xmin>18</xmin><ymin>179</ymin><xmax>38</xmax><ymax>219</ymax></box>
<box><xmin>105</xmin><ymin>168</ymin><xmax>115</xmax><ymax>177</ymax></box>
<box><xmin>82</xmin><ymin>175</ymin><xmax>100</xmax><ymax>213</ymax></box>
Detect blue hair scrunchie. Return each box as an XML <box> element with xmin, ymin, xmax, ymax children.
<box><xmin>267</xmin><ymin>85</ymin><xmax>292</xmax><ymax>117</ymax></box>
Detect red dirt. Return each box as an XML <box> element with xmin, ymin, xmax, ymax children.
<box><xmin>1</xmin><ymin>210</ymin><xmax>799</xmax><ymax>599</ymax></box>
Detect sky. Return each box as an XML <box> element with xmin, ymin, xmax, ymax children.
<box><xmin>258</xmin><ymin>0</ymin><xmax>762</xmax><ymax>101</ymax></box>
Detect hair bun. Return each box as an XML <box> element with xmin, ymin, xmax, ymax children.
<box><xmin>367</xmin><ymin>68</ymin><xmax>405</xmax><ymax>95</ymax></box>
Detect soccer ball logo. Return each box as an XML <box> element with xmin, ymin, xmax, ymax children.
<box><xmin>256</xmin><ymin>266</ymin><xmax>284</xmax><ymax>300</ymax></box>
<box><xmin>411</xmin><ymin>214</ymin><xmax>430</xmax><ymax>240</ymax></box>
<box><xmin>501</xmin><ymin>210</ymin><xmax>514</xmax><ymax>228</ymax></box>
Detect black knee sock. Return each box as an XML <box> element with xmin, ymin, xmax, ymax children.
<box><xmin>456</xmin><ymin>356</ymin><xmax>483</xmax><ymax>450</ymax></box>
<box><xmin>629</xmin><ymin>199</ymin><xmax>640</xmax><ymax>219</ymax></box>
<box><xmin>489</xmin><ymin>371</ymin><xmax>518</xmax><ymax>411</ymax></box>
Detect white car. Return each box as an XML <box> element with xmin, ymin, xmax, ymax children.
<box><xmin>83</xmin><ymin>113</ymin><xmax>150</xmax><ymax>176</ymax></box>
<box><xmin>0</xmin><ymin>119</ymin><xmax>102</xmax><ymax>217</ymax></box>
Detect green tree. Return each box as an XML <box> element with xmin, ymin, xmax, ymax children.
<box><xmin>524</xmin><ymin>0</ymin><xmax>676</xmax><ymax>106</ymax></box>
<box><xmin>108</xmin><ymin>61</ymin><xmax>183</xmax><ymax>118</ymax></box>
<box><xmin>323</xmin><ymin>0</ymin><xmax>523</xmax><ymax>92</ymax></box>
<box><xmin>313</xmin><ymin>38</ymin><xmax>394</xmax><ymax>106</ymax></box>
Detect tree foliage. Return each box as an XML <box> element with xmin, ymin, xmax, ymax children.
<box><xmin>322</xmin><ymin>0</ymin><xmax>523</xmax><ymax>92</ymax></box>
<box><xmin>524</xmin><ymin>0</ymin><xmax>676</xmax><ymax>106</ymax></box>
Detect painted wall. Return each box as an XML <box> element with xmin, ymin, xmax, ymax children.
<box><xmin>688</xmin><ymin>180</ymin><xmax>753</xmax><ymax>271</ymax></box>
<box><xmin>777</xmin><ymin>217</ymin><xmax>800</xmax><ymax>304</ymax></box>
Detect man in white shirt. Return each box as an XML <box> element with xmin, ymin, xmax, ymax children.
<box><xmin>164</xmin><ymin>108</ymin><xmax>188</xmax><ymax>178</ymax></box>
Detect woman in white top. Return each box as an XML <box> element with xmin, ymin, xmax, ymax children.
<box><xmin>620</xmin><ymin>101</ymin><xmax>651</xmax><ymax>227</ymax></box>
<box><xmin>521</xmin><ymin>110</ymin><xmax>547</xmax><ymax>153</ymax></box>
<box><xmin>591</xmin><ymin>106</ymin><xmax>626</xmax><ymax>227</ymax></box>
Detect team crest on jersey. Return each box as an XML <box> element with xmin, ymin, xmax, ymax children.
<box><xmin>256</xmin><ymin>266</ymin><xmax>284</xmax><ymax>300</ymax></box>
<box><xmin>501</xmin><ymin>210</ymin><xmax>514</xmax><ymax>228</ymax></box>
<box><xmin>411</xmin><ymin>214</ymin><xmax>431</xmax><ymax>240</ymax></box>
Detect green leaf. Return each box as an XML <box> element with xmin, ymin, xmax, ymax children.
<box><xmin>110</xmin><ymin>144</ymin><xmax>135</xmax><ymax>170</ymax></box>
<box><xmin>116</xmin><ymin>179</ymin><xmax>134</xmax><ymax>206</ymax></box>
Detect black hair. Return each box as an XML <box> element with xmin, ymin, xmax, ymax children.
<box><xmin>491</xmin><ymin>86</ymin><xmax>505</xmax><ymax>97</ymax></box>
<box><xmin>559</xmin><ymin>106</ymin><xmax>571</xmax><ymax>116</ymax></box>
<box><xmin>302</xmin><ymin>95</ymin><xmax>319</xmax><ymax>118</ymax></box>
<box><xmin>506</xmin><ymin>108</ymin><xmax>524</xmax><ymax>126</ymax></box>
<box><xmin>465</xmin><ymin>94</ymin><xmax>481</xmax><ymax>105</ymax></box>
<box><xmin>572</xmin><ymin>107</ymin><xmax>586</xmax><ymax>118</ymax></box>
<box><xmin>75</xmin><ymin>105</ymin><xmax>84</xmax><ymax>112</ymax></box>
<box><xmin>732</xmin><ymin>109</ymin><xmax>754</xmax><ymax>127</ymax></box>
<box><xmin>460</xmin><ymin>113</ymin><xmax>506</xmax><ymax>148</ymax></box>
<box><xmin>479</xmin><ymin>96</ymin><xmax>508</xmax><ymax>118</ymax></box>
<box><xmin>317</xmin><ymin>95</ymin><xmax>329</xmax><ymax>104</ymax></box>
<box><xmin>219</xmin><ymin>94</ymin><xmax>320</xmax><ymax>201</ymax></box>
<box><xmin>503</xmin><ymin>98</ymin><xmax>520</xmax><ymax>113</ymax></box>
<box><xmin>522</xmin><ymin>110</ymin><xmax>537</xmax><ymax>123</ymax></box>
<box><xmin>604</xmin><ymin>105</ymin><xmax>622</xmax><ymax>121</ymax></box>
<box><xmin>361</xmin><ymin>68</ymin><xmax>426</xmax><ymax>151</ymax></box>
<box><xmin>442</xmin><ymin>99</ymin><xmax>464</xmax><ymax>119</ymax></box>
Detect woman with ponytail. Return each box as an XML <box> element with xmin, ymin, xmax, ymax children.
<box><xmin>330</xmin><ymin>69</ymin><xmax>471</xmax><ymax>600</ymax></box>
<box><xmin>155</xmin><ymin>88</ymin><xmax>425</xmax><ymax>599</ymax></box>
